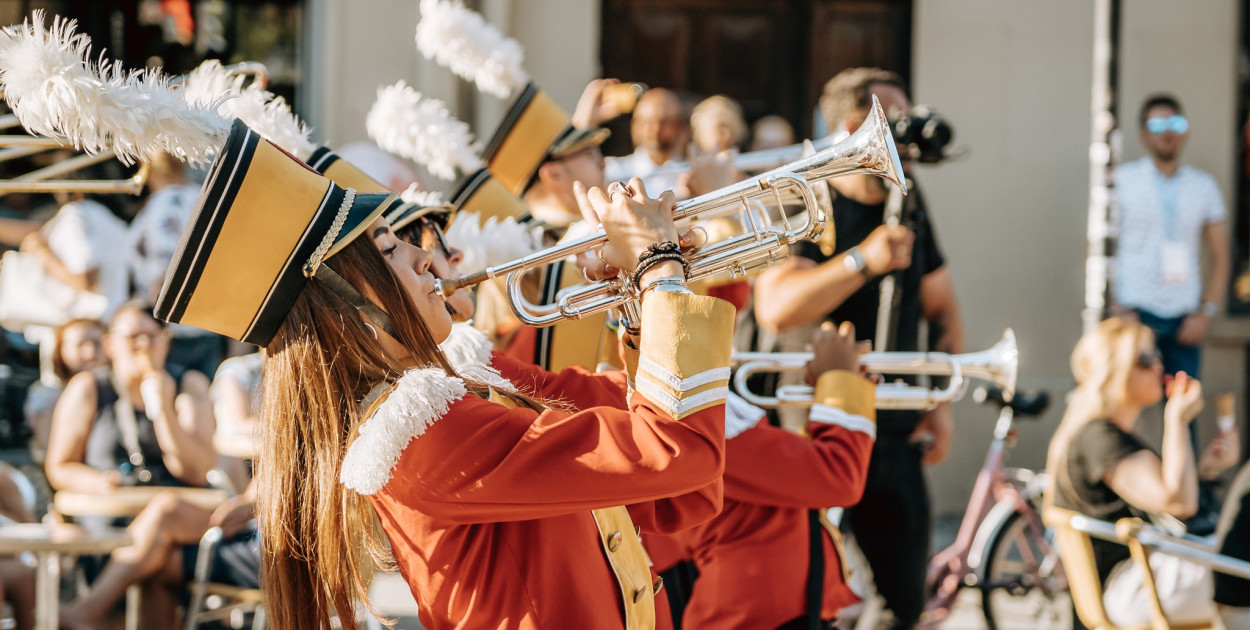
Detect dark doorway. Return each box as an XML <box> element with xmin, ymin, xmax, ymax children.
<box><xmin>599</xmin><ymin>0</ymin><xmax>913</xmax><ymax>156</ymax></box>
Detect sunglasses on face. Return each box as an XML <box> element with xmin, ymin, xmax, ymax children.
<box><xmin>1134</xmin><ymin>349</ymin><xmax>1163</xmax><ymax>369</ymax></box>
<box><xmin>420</xmin><ymin>217</ymin><xmax>453</xmax><ymax>258</ymax></box>
<box><xmin>1146</xmin><ymin>115</ymin><xmax>1189</xmax><ymax>135</ymax></box>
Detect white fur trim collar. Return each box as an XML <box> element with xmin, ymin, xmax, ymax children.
<box><xmin>725</xmin><ymin>392</ymin><xmax>765</xmax><ymax>439</ymax></box>
<box><xmin>340</xmin><ymin>367</ymin><xmax>467</xmax><ymax>495</ymax></box>
<box><xmin>439</xmin><ymin>323</ymin><xmax>513</xmax><ymax>391</ymax></box>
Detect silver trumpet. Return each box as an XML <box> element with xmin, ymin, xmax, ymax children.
<box><xmin>733</xmin><ymin>329</ymin><xmax>1017</xmax><ymax>410</ymax></box>
<box><xmin>635</xmin><ymin>135</ymin><xmax>838</xmax><ymax>182</ymax></box>
<box><xmin>436</xmin><ymin>94</ymin><xmax>905</xmax><ymax>330</ymax></box>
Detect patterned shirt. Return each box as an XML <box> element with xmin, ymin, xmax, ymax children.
<box><xmin>1114</xmin><ymin>157</ymin><xmax>1226</xmax><ymax>317</ymax></box>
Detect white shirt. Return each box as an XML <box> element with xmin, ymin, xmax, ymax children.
<box><xmin>1113</xmin><ymin>157</ymin><xmax>1226</xmax><ymax>317</ymax></box>
<box><xmin>604</xmin><ymin>147</ymin><xmax>683</xmax><ymax>198</ymax></box>
<box><xmin>129</xmin><ymin>183</ymin><xmax>200</xmax><ymax>303</ymax></box>
<box><xmin>41</xmin><ymin>199</ymin><xmax>130</xmax><ymax>320</ymax></box>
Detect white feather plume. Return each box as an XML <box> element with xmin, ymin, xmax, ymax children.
<box><xmin>180</xmin><ymin>60</ymin><xmax>315</xmax><ymax>159</ymax></box>
<box><xmin>0</xmin><ymin>12</ymin><xmax>230</xmax><ymax>165</ymax></box>
<box><xmin>415</xmin><ymin>0</ymin><xmax>528</xmax><ymax>98</ymax></box>
<box><xmin>443</xmin><ymin>210</ymin><xmax>543</xmax><ymax>276</ymax></box>
<box><xmin>399</xmin><ymin>184</ymin><xmax>446</xmax><ymax>207</ymax></box>
<box><xmin>366</xmin><ymin>80</ymin><xmax>481</xmax><ymax>181</ymax></box>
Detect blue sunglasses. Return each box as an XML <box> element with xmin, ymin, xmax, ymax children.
<box><xmin>1146</xmin><ymin>114</ymin><xmax>1189</xmax><ymax>135</ymax></box>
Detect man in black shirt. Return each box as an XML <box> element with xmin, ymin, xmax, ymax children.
<box><xmin>756</xmin><ymin>67</ymin><xmax>964</xmax><ymax>629</ymax></box>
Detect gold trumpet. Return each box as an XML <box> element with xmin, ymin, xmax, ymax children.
<box><xmin>436</xmin><ymin>94</ymin><xmax>905</xmax><ymax>330</ymax></box>
<box><xmin>733</xmin><ymin>329</ymin><xmax>1017</xmax><ymax>410</ymax></box>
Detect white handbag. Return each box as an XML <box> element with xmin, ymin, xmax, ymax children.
<box><xmin>0</xmin><ymin>250</ymin><xmax>108</xmax><ymax>330</ymax></box>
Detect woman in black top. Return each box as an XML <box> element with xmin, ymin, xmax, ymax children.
<box><xmin>45</xmin><ymin>301</ymin><xmax>217</xmax><ymax>629</ymax></box>
<box><xmin>1046</xmin><ymin>317</ymin><xmax>1240</xmax><ymax>626</ymax></box>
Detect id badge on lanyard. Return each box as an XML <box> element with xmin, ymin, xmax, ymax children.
<box><xmin>1156</xmin><ymin>173</ymin><xmax>1190</xmax><ymax>286</ymax></box>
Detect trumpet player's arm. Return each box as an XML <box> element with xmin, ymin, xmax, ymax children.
<box><xmin>754</xmin><ymin>225</ymin><xmax>913</xmax><ymax>332</ymax></box>
<box><xmin>722</xmin><ymin>375</ymin><xmax>875</xmax><ymax>508</ymax></box>
<box><xmin>754</xmin><ymin>256</ymin><xmax>869</xmax><ymax>332</ymax></box>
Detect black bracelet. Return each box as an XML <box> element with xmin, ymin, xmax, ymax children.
<box><xmin>631</xmin><ymin>241</ymin><xmax>687</xmax><ymax>286</ymax></box>
<box><xmin>632</xmin><ymin>253</ymin><xmax>687</xmax><ymax>287</ymax></box>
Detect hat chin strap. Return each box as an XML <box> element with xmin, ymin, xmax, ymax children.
<box><xmin>312</xmin><ymin>266</ymin><xmax>401</xmax><ymax>340</ymax></box>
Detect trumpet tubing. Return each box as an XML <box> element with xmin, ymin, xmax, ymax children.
<box><xmin>733</xmin><ymin>329</ymin><xmax>1017</xmax><ymax>410</ymax></box>
<box><xmin>436</xmin><ymin>94</ymin><xmax>905</xmax><ymax>330</ymax></box>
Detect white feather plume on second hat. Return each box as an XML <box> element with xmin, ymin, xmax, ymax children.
<box><xmin>366</xmin><ymin>80</ymin><xmax>483</xmax><ymax>181</ymax></box>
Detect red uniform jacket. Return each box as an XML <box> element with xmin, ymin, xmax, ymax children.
<box><xmin>650</xmin><ymin>372</ymin><xmax>877</xmax><ymax>629</ymax></box>
<box><xmin>340</xmin><ymin>292</ymin><xmax>735</xmax><ymax>630</ymax></box>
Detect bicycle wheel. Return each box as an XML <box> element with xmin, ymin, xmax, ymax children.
<box><xmin>980</xmin><ymin>507</ymin><xmax>1076</xmax><ymax>630</ymax></box>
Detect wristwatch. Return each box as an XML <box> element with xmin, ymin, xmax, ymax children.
<box><xmin>1201</xmin><ymin>301</ymin><xmax>1218</xmax><ymax>317</ymax></box>
<box><xmin>843</xmin><ymin>246</ymin><xmax>870</xmax><ymax>277</ymax></box>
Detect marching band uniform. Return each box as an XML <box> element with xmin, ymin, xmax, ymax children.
<box><xmin>343</xmin><ymin>289</ymin><xmax>734</xmax><ymax>630</ymax></box>
<box><xmin>156</xmin><ymin>121</ymin><xmax>737</xmax><ymax>630</ymax></box>
<box><xmin>649</xmin><ymin>375</ymin><xmax>877</xmax><ymax>629</ymax></box>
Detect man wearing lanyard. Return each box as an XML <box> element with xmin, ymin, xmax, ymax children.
<box><xmin>1114</xmin><ymin>94</ymin><xmax>1229</xmax><ymax>385</ymax></box>
<box><xmin>1113</xmin><ymin>93</ymin><xmax>1231</xmax><ymax>530</ymax></box>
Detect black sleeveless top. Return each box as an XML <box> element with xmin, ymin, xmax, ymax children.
<box><xmin>84</xmin><ymin>367</ymin><xmax>189</xmax><ymax>488</ymax></box>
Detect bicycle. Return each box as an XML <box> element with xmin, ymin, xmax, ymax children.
<box><xmin>916</xmin><ymin>386</ymin><xmax>1073</xmax><ymax>630</ymax></box>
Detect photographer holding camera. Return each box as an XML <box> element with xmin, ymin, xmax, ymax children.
<box><xmin>755</xmin><ymin>67</ymin><xmax>964</xmax><ymax>629</ymax></box>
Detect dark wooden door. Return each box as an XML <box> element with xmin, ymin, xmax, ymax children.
<box><xmin>600</xmin><ymin>0</ymin><xmax>912</xmax><ymax>153</ymax></box>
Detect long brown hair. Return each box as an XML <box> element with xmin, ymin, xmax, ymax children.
<box><xmin>258</xmin><ymin>237</ymin><xmax>465</xmax><ymax>629</ymax></box>
<box><xmin>1044</xmin><ymin>317</ymin><xmax>1153</xmax><ymax>507</ymax></box>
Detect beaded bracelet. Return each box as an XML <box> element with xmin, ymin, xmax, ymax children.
<box><xmin>632</xmin><ymin>241</ymin><xmax>688</xmax><ymax>287</ymax></box>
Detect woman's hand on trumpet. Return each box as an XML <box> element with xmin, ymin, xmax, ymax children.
<box><xmin>574</xmin><ymin>178</ymin><xmax>688</xmax><ymax>285</ymax></box>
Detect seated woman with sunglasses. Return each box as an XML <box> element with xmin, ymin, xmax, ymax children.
<box><xmin>154</xmin><ymin>121</ymin><xmax>745</xmax><ymax>629</ymax></box>
<box><xmin>1045</xmin><ymin>317</ymin><xmax>1240</xmax><ymax>627</ymax></box>
<box><xmin>44</xmin><ymin>301</ymin><xmax>218</xmax><ymax>629</ymax></box>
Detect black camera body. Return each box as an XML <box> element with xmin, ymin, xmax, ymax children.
<box><xmin>891</xmin><ymin>106</ymin><xmax>953</xmax><ymax>164</ymax></box>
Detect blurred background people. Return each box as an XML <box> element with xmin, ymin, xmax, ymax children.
<box><xmin>690</xmin><ymin>94</ymin><xmax>748</xmax><ymax>155</ymax></box>
<box><xmin>604</xmin><ymin>87</ymin><xmax>689</xmax><ymax>194</ymax></box>
<box><xmin>749</xmin><ymin>115</ymin><xmax>796</xmax><ymax>152</ymax></box>
<box><xmin>43</xmin><ymin>302</ymin><xmax>217</xmax><ymax>630</ymax></box>
<box><xmin>1046</xmin><ymin>317</ymin><xmax>1240</xmax><ymax>627</ymax></box>
<box><xmin>23</xmin><ymin>318</ymin><xmax>108</xmax><ymax>458</ymax></box>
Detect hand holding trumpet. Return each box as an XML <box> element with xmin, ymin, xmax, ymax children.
<box><xmin>805</xmin><ymin>321</ymin><xmax>872</xmax><ymax>385</ymax></box>
<box><xmin>573</xmin><ymin>178</ymin><xmax>684</xmax><ymax>281</ymax></box>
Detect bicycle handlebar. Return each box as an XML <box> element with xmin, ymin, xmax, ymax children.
<box><xmin>975</xmin><ymin>386</ymin><xmax>1050</xmax><ymax>418</ymax></box>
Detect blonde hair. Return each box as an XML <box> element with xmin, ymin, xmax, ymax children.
<box><xmin>1045</xmin><ymin>317</ymin><xmax>1154</xmax><ymax>504</ymax></box>
<box><xmin>690</xmin><ymin>95</ymin><xmax>747</xmax><ymax>151</ymax></box>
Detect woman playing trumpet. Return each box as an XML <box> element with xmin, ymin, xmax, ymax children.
<box><xmin>156</xmin><ymin>121</ymin><xmax>742</xmax><ymax>629</ymax></box>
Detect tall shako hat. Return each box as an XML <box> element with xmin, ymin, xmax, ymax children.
<box><xmin>481</xmin><ymin>83</ymin><xmax>608</xmax><ymax>196</ymax></box>
<box><xmin>154</xmin><ymin>120</ymin><xmax>400</xmax><ymax>345</ymax></box>
<box><xmin>306</xmin><ymin>146</ymin><xmax>392</xmax><ymax>194</ymax></box>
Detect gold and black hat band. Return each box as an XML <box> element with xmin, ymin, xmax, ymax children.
<box><xmin>155</xmin><ymin>120</ymin><xmax>400</xmax><ymax>346</ymax></box>
<box><xmin>307</xmin><ymin>146</ymin><xmax>390</xmax><ymax>193</ymax></box>
<box><xmin>450</xmin><ymin>168</ymin><xmax>528</xmax><ymax>222</ymax></box>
